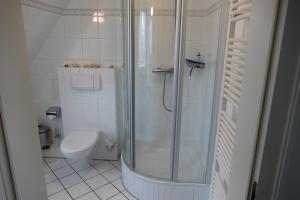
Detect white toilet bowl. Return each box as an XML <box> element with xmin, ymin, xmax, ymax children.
<box><xmin>60</xmin><ymin>129</ymin><xmax>100</xmax><ymax>159</ymax></box>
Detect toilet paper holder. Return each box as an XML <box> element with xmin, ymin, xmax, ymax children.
<box><xmin>46</xmin><ymin>107</ymin><xmax>61</xmax><ymax>120</ymax></box>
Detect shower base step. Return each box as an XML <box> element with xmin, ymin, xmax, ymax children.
<box><xmin>121</xmin><ymin>155</ymin><xmax>210</xmax><ymax>200</ymax></box>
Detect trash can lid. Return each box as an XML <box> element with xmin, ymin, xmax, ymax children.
<box><xmin>38</xmin><ymin>125</ymin><xmax>50</xmax><ymax>134</ymax></box>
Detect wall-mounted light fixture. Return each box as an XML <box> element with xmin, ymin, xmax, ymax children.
<box><xmin>93</xmin><ymin>11</ymin><xmax>105</xmax><ymax>23</ymax></box>
<box><xmin>150</xmin><ymin>6</ymin><xmax>154</xmax><ymax>16</ymax></box>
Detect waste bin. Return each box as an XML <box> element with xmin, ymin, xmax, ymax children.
<box><xmin>38</xmin><ymin>125</ymin><xmax>51</xmax><ymax>149</ymax></box>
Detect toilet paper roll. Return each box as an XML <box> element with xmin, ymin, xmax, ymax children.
<box><xmin>47</xmin><ymin>115</ymin><xmax>56</xmax><ymax>120</ymax></box>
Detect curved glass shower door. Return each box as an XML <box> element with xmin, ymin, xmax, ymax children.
<box><xmin>132</xmin><ymin>0</ymin><xmax>176</xmax><ymax>179</ymax></box>
<box><xmin>122</xmin><ymin>0</ymin><xmax>225</xmax><ymax>184</ymax></box>
<box><xmin>176</xmin><ymin>0</ymin><xmax>222</xmax><ymax>183</ymax></box>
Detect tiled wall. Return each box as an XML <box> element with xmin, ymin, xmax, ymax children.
<box><xmin>23</xmin><ymin>0</ymin><xmax>221</xmax><ymax>175</ymax></box>
<box><xmin>22</xmin><ymin>0</ymin><xmax>123</xmax><ymax>147</ymax></box>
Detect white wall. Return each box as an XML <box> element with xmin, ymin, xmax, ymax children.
<box><xmin>0</xmin><ymin>0</ymin><xmax>47</xmax><ymax>199</ymax></box>
<box><xmin>22</xmin><ymin>0</ymin><xmax>70</xmax><ymax>63</ymax></box>
<box><xmin>22</xmin><ymin>0</ymin><xmax>123</xmax><ymax>154</ymax></box>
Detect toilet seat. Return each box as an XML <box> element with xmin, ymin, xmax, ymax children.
<box><xmin>60</xmin><ymin>129</ymin><xmax>99</xmax><ymax>159</ymax></box>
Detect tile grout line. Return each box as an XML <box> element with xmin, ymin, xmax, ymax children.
<box><xmin>89</xmin><ymin>160</ymin><xmax>130</xmax><ymax>200</ymax></box>
<box><xmin>44</xmin><ymin>159</ymin><xmax>75</xmax><ymax>199</ymax></box>
<box><xmin>46</xmin><ymin>157</ymin><xmax>132</xmax><ymax>200</ymax></box>
<box><xmin>64</xmin><ymin>159</ymin><xmax>125</xmax><ymax>200</ymax></box>
<box><xmin>64</xmin><ymin>159</ymin><xmax>102</xmax><ymax>200</ymax></box>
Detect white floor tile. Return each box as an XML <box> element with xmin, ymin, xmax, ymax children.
<box><xmin>48</xmin><ymin>190</ymin><xmax>72</xmax><ymax>200</ymax></box>
<box><xmin>54</xmin><ymin>166</ymin><xmax>75</xmax><ymax>179</ymax></box>
<box><xmin>102</xmin><ymin>168</ymin><xmax>121</xmax><ymax>181</ymax></box>
<box><xmin>111</xmin><ymin>178</ymin><xmax>125</xmax><ymax>192</ymax></box>
<box><xmin>45</xmin><ymin>171</ymin><xmax>57</xmax><ymax>184</ymax></box>
<box><xmin>85</xmin><ymin>174</ymin><xmax>108</xmax><ymax>190</ymax></box>
<box><xmin>76</xmin><ymin>192</ymin><xmax>100</xmax><ymax>200</ymax></box>
<box><xmin>44</xmin><ymin>163</ymin><xmax>51</xmax><ymax>174</ymax></box>
<box><xmin>71</xmin><ymin>160</ymin><xmax>90</xmax><ymax>172</ymax></box>
<box><xmin>122</xmin><ymin>191</ymin><xmax>137</xmax><ymax>200</ymax></box>
<box><xmin>94</xmin><ymin>183</ymin><xmax>120</xmax><ymax>200</ymax></box>
<box><xmin>78</xmin><ymin>167</ymin><xmax>99</xmax><ymax>180</ymax></box>
<box><xmin>109</xmin><ymin>193</ymin><xmax>128</xmax><ymax>200</ymax></box>
<box><xmin>66</xmin><ymin>158</ymin><xmax>82</xmax><ymax>165</ymax></box>
<box><xmin>48</xmin><ymin>159</ymin><xmax>68</xmax><ymax>170</ymax></box>
<box><xmin>60</xmin><ymin>173</ymin><xmax>83</xmax><ymax>188</ymax></box>
<box><xmin>45</xmin><ymin>157</ymin><xmax>61</xmax><ymax>164</ymax></box>
<box><xmin>46</xmin><ymin>180</ymin><xmax>64</xmax><ymax>196</ymax></box>
<box><xmin>67</xmin><ymin>182</ymin><xmax>91</xmax><ymax>199</ymax></box>
<box><xmin>93</xmin><ymin>161</ymin><xmax>114</xmax><ymax>173</ymax></box>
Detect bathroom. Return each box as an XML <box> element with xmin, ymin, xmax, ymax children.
<box><xmin>1</xmin><ymin>0</ymin><xmax>297</xmax><ymax>200</ymax></box>
<box><xmin>22</xmin><ymin>0</ymin><xmax>222</xmax><ymax>198</ymax></box>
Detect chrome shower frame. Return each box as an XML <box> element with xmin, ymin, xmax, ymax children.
<box><xmin>124</xmin><ymin>0</ymin><xmax>229</xmax><ymax>183</ymax></box>
<box><xmin>125</xmin><ymin>0</ymin><xmax>188</xmax><ymax>181</ymax></box>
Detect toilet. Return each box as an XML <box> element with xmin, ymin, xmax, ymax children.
<box><xmin>58</xmin><ymin>68</ymin><xmax>118</xmax><ymax>160</ymax></box>
<box><xmin>60</xmin><ymin>129</ymin><xmax>100</xmax><ymax>159</ymax></box>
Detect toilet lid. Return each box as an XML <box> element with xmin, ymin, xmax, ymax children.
<box><xmin>61</xmin><ymin>130</ymin><xmax>99</xmax><ymax>153</ymax></box>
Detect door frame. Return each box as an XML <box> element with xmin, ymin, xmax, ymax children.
<box><xmin>0</xmin><ymin>99</ymin><xmax>17</xmax><ymax>200</ymax></box>
<box><xmin>251</xmin><ymin>0</ymin><xmax>300</xmax><ymax>199</ymax></box>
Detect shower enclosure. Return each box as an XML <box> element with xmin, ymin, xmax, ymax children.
<box><xmin>121</xmin><ymin>0</ymin><xmax>227</xmax><ymax>198</ymax></box>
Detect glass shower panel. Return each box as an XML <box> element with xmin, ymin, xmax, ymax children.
<box><xmin>134</xmin><ymin>0</ymin><xmax>176</xmax><ymax>179</ymax></box>
<box><xmin>177</xmin><ymin>0</ymin><xmax>222</xmax><ymax>183</ymax></box>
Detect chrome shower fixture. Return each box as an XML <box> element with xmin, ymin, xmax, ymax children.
<box><xmin>152</xmin><ymin>67</ymin><xmax>174</xmax><ymax>112</ymax></box>
<box><xmin>152</xmin><ymin>67</ymin><xmax>174</xmax><ymax>74</ymax></box>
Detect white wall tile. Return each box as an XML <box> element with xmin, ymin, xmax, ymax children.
<box><xmin>65</xmin><ymin>38</ymin><xmax>83</xmax><ymax>60</ymax></box>
<box><xmin>66</xmin><ymin>0</ymin><xmax>81</xmax><ymax>9</ymax></box>
<box><xmin>81</xmin><ymin>16</ymin><xmax>98</xmax><ymax>39</ymax></box>
<box><xmin>98</xmin><ymin>17</ymin><xmax>118</xmax><ymax>39</ymax></box>
<box><xmin>83</xmin><ymin>39</ymin><xmax>99</xmax><ymax>61</ymax></box>
<box><xmin>99</xmin><ymin>0</ymin><xmax>121</xmax><ymax>9</ymax></box>
<box><xmin>64</xmin><ymin>16</ymin><xmax>82</xmax><ymax>38</ymax></box>
<box><xmin>50</xmin><ymin>17</ymin><xmax>65</xmax><ymax>38</ymax></box>
<box><xmin>48</xmin><ymin>38</ymin><xmax>66</xmax><ymax>59</ymax></box>
<box><xmin>82</xmin><ymin>103</ymin><xmax>99</xmax><ymax>123</ymax></box>
<box><xmin>79</xmin><ymin>0</ymin><xmax>99</xmax><ymax>9</ymax></box>
<box><xmin>99</xmin><ymin>39</ymin><xmax>117</xmax><ymax>61</ymax></box>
